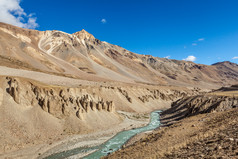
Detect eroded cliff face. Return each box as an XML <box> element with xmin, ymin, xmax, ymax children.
<box><xmin>6</xmin><ymin>77</ymin><xmax>116</xmax><ymax>120</ymax></box>
<box><xmin>172</xmin><ymin>95</ymin><xmax>238</xmax><ymax>115</ymax></box>
<box><xmin>5</xmin><ymin>77</ymin><xmax>192</xmax><ymax>119</ymax></box>
<box><xmin>161</xmin><ymin>95</ymin><xmax>238</xmax><ymax>126</ymax></box>
<box><xmin>138</xmin><ymin>89</ymin><xmax>188</xmax><ymax>103</ymax></box>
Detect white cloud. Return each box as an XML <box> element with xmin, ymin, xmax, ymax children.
<box><xmin>164</xmin><ymin>55</ymin><xmax>170</xmax><ymax>59</ymax></box>
<box><xmin>101</xmin><ymin>18</ymin><xmax>106</xmax><ymax>24</ymax></box>
<box><xmin>183</xmin><ymin>55</ymin><xmax>196</xmax><ymax>62</ymax></box>
<box><xmin>192</xmin><ymin>43</ymin><xmax>197</xmax><ymax>46</ymax></box>
<box><xmin>232</xmin><ymin>57</ymin><xmax>238</xmax><ymax>59</ymax></box>
<box><xmin>198</xmin><ymin>38</ymin><xmax>205</xmax><ymax>41</ymax></box>
<box><xmin>0</xmin><ymin>0</ymin><xmax>38</xmax><ymax>29</ymax></box>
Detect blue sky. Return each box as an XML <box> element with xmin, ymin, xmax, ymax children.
<box><xmin>1</xmin><ymin>0</ymin><xmax>238</xmax><ymax>65</ymax></box>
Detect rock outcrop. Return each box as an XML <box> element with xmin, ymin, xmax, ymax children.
<box><xmin>171</xmin><ymin>95</ymin><xmax>238</xmax><ymax>115</ymax></box>
<box><xmin>161</xmin><ymin>95</ymin><xmax>238</xmax><ymax>126</ymax></box>
<box><xmin>5</xmin><ymin>77</ymin><xmax>192</xmax><ymax>121</ymax></box>
<box><xmin>138</xmin><ymin>89</ymin><xmax>188</xmax><ymax>103</ymax></box>
<box><xmin>6</xmin><ymin>77</ymin><xmax>115</xmax><ymax>120</ymax></box>
<box><xmin>118</xmin><ymin>87</ymin><xmax>132</xmax><ymax>103</ymax></box>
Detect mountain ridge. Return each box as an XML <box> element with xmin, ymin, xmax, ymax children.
<box><xmin>0</xmin><ymin>22</ymin><xmax>238</xmax><ymax>89</ymax></box>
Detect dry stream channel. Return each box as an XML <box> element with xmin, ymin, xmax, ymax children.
<box><xmin>44</xmin><ymin>110</ymin><xmax>161</xmax><ymax>159</ymax></box>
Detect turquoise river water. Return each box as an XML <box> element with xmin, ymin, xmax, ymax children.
<box><xmin>44</xmin><ymin>110</ymin><xmax>161</xmax><ymax>159</ymax></box>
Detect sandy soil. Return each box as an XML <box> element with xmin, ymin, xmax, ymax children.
<box><xmin>0</xmin><ymin>66</ymin><xmax>95</xmax><ymax>87</ymax></box>
<box><xmin>0</xmin><ymin>111</ymin><xmax>150</xmax><ymax>159</ymax></box>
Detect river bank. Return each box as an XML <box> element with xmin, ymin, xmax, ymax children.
<box><xmin>0</xmin><ymin>111</ymin><xmax>150</xmax><ymax>159</ymax></box>
<box><xmin>40</xmin><ymin>110</ymin><xmax>160</xmax><ymax>159</ymax></box>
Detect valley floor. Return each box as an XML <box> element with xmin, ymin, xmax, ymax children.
<box><xmin>0</xmin><ymin>111</ymin><xmax>150</xmax><ymax>159</ymax></box>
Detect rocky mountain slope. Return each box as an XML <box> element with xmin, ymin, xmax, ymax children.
<box><xmin>161</xmin><ymin>94</ymin><xmax>238</xmax><ymax>126</ymax></box>
<box><xmin>105</xmin><ymin>108</ymin><xmax>238</xmax><ymax>159</ymax></box>
<box><xmin>1</xmin><ymin>22</ymin><xmax>238</xmax><ymax>89</ymax></box>
<box><xmin>105</xmin><ymin>93</ymin><xmax>238</xmax><ymax>159</ymax></box>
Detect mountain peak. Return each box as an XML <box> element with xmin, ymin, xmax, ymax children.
<box><xmin>73</xmin><ymin>29</ymin><xmax>95</xmax><ymax>40</ymax></box>
<box><xmin>212</xmin><ymin>61</ymin><xmax>237</xmax><ymax>66</ymax></box>
<box><xmin>80</xmin><ymin>29</ymin><xmax>87</xmax><ymax>33</ymax></box>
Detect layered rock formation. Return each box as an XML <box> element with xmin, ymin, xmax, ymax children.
<box><xmin>6</xmin><ymin>77</ymin><xmax>116</xmax><ymax>120</ymax></box>
<box><xmin>138</xmin><ymin>89</ymin><xmax>187</xmax><ymax>103</ymax></box>
<box><xmin>5</xmin><ymin>76</ymin><xmax>192</xmax><ymax>121</ymax></box>
<box><xmin>161</xmin><ymin>95</ymin><xmax>238</xmax><ymax>126</ymax></box>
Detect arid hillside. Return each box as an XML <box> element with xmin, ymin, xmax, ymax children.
<box><xmin>1</xmin><ymin>22</ymin><xmax>238</xmax><ymax>89</ymax></box>
<box><xmin>105</xmin><ymin>94</ymin><xmax>238</xmax><ymax>159</ymax></box>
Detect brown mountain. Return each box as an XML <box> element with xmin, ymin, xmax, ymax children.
<box><xmin>0</xmin><ymin>22</ymin><xmax>238</xmax><ymax>158</ymax></box>
<box><xmin>0</xmin><ymin>22</ymin><xmax>238</xmax><ymax>89</ymax></box>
